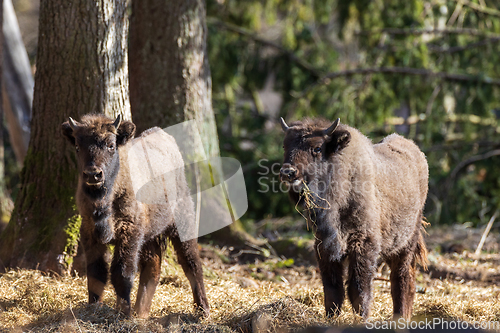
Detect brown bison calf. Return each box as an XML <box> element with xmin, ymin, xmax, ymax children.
<box><xmin>280</xmin><ymin>118</ymin><xmax>428</xmax><ymax>320</ymax></box>
<box><xmin>62</xmin><ymin>114</ymin><xmax>209</xmax><ymax>318</ymax></box>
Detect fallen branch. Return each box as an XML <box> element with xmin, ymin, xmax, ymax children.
<box><xmin>425</xmin><ymin>263</ymin><xmax>492</xmax><ymax>282</ymax></box>
<box><xmin>475</xmin><ymin>210</ymin><xmax>499</xmax><ymax>255</ymax></box>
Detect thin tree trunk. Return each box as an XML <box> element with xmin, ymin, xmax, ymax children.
<box><xmin>2</xmin><ymin>0</ymin><xmax>33</xmax><ymax>164</ymax></box>
<box><xmin>0</xmin><ymin>0</ymin><xmax>8</xmax><ymax>240</ymax></box>
<box><xmin>0</xmin><ymin>0</ymin><xmax>130</xmax><ymax>274</ymax></box>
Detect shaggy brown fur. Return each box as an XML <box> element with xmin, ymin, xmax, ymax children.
<box><xmin>280</xmin><ymin>118</ymin><xmax>428</xmax><ymax>320</ymax></box>
<box><xmin>62</xmin><ymin>114</ymin><xmax>209</xmax><ymax>318</ymax></box>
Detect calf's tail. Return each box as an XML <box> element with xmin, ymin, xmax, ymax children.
<box><xmin>414</xmin><ymin>217</ymin><xmax>429</xmax><ymax>270</ymax></box>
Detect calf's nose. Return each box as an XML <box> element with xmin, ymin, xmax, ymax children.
<box><xmin>280</xmin><ymin>166</ymin><xmax>297</xmax><ymax>182</ymax></box>
<box><xmin>83</xmin><ymin>168</ymin><xmax>104</xmax><ymax>183</ymax></box>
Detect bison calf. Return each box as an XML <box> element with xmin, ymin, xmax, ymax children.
<box><xmin>62</xmin><ymin>114</ymin><xmax>209</xmax><ymax>318</ymax></box>
<box><xmin>280</xmin><ymin>118</ymin><xmax>428</xmax><ymax>320</ymax></box>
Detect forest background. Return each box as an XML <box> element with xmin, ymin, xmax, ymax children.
<box><xmin>1</xmin><ymin>0</ymin><xmax>500</xmax><ymax>255</ymax></box>
<box><xmin>0</xmin><ymin>0</ymin><xmax>500</xmax><ymax>331</ymax></box>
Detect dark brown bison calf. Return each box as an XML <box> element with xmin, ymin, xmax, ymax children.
<box><xmin>62</xmin><ymin>114</ymin><xmax>209</xmax><ymax>318</ymax></box>
<box><xmin>280</xmin><ymin>117</ymin><xmax>428</xmax><ymax>320</ymax></box>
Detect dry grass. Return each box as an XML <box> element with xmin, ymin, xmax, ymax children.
<box><xmin>2</xmin><ymin>227</ymin><xmax>500</xmax><ymax>332</ymax></box>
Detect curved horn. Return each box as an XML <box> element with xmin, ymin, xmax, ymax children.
<box><xmin>323</xmin><ymin>118</ymin><xmax>340</xmax><ymax>136</ymax></box>
<box><xmin>280</xmin><ymin>117</ymin><xmax>289</xmax><ymax>131</ymax></box>
<box><xmin>68</xmin><ymin>117</ymin><xmax>79</xmax><ymax>130</ymax></box>
<box><xmin>112</xmin><ymin>114</ymin><xmax>122</xmax><ymax>129</ymax></box>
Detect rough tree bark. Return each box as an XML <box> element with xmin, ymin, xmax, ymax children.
<box><xmin>129</xmin><ymin>0</ymin><xmax>218</xmax><ymax>156</ymax></box>
<box><xmin>129</xmin><ymin>0</ymin><xmax>255</xmax><ymax>246</ymax></box>
<box><xmin>0</xmin><ymin>0</ymin><xmax>130</xmax><ymax>274</ymax></box>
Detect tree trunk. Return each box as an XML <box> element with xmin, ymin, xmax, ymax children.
<box><xmin>0</xmin><ymin>0</ymin><xmax>8</xmax><ymax>237</ymax></box>
<box><xmin>129</xmin><ymin>0</ymin><xmax>218</xmax><ymax>158</ymax></box>
<box><xmin>3</xmin><ymin>0</ymin><xmax>33</xmax><ymax>165</ymax></box>
<box><xmin>0</xmin><ymin>0</ymin><xmax>130</xmax><ymax>274</ymax></box>
<box><xmin>129</xmin><ymin>0</ymin><xmax>255</xmax><ymax>247</ymax></box>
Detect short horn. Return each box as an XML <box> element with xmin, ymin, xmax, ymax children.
<box><xmin>112</xmin><ymin>114</ymin><xmax>122</xmax><ymax>129</ymax></box>
<box><xmin>280</xmin><ymin>117</ymin><xmax>289</xmax><ymax>131</ymax></box>
<box><xmin>323</xmin><ymin>118</ymin><xmax>340</xmax><ymax>136</ymax></box>
<box><xmin>68</xmin><ymin>117</ymin><xmax>78</xmax><ymax>130</ymax></box>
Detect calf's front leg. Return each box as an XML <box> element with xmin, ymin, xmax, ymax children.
<box><xmin>315</xmin><ymin>240</ymin><xmax>345</xmax><ymax>317</ymax></box>
<box><xmin>111</xmin><ymin>223</ymin><xmax>144</xmax><ymax>316</ymax></box>
<box><xmin>81</xmin><ymin>221</ymin><xmax>109</xmax><ymax>303</ymax></box>
<box><xmin>347</xmin><ymin>240</ymin><xmax>378</xmax><ymax>320</ymax></box>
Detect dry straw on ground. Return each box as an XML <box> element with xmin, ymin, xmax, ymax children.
<box><xmin>1</xmin><ymin>231</ymin><xmax>500</xmax><ymax>332</ymax></box>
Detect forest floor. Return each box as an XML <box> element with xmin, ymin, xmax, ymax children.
<box><xmin>1</xmin><ymin>220</ymin><xmax>500</xmax><ymax>332</ymax></box>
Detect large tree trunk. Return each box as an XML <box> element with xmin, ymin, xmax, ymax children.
<box><xmin>129</xmin><ymin>0</ymin><xmax>218</xmax><ymax>158</ymax></box>
<box><xmin>129</xmin><ymin>0</ymin><xmax>254</xmax><ymax>246</ymax></box>
<box><xmin>0</xmin><ymin>0</ymin><xmax>130</xmax><ymax>274</ymax></box>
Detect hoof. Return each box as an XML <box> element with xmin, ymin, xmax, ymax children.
<box><xmin>116</xmin><ymin>297</ymin><xmax>131</xmax><ymax>316</ymax></box>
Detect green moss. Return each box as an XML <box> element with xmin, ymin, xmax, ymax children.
<box><xmin>62</xmin><ymin>212</ymin><xmax>82</xmax><ymax>269</ymax></box>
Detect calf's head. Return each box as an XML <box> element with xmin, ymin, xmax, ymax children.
<box><xmin>280</xmin><ymin>118</ymin><xmax>351</xmax><ymax>199</ymax></box>
<box><xmin>62</xmin><ymin>114</ymin><xmax>135</xmax><ymax>192</ymax></box>
<box><xmin>61</xmin><ymin>114</ymin><xmax>135</xmax><ymax>243</ymax></box>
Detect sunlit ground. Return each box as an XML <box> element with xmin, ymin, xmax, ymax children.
<box><xmin>1</xmin><ymin>226</ymin><xmax>500</xmax><ymax>332</ymax></box>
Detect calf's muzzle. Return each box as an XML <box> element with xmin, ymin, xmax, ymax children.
<box><xmin>83</xmin><ymin>167</ymin><xmax>104</xmax><ymax>185</ymax></box>
<box><xmin>280</xmin><ymin>164</ymin><xmax>298</xmax><ymax>183</ymax></box>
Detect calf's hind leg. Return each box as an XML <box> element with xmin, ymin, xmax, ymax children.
<box><xmin>170</xmin><ymin>235</ymin><xmax>209</xmax><ymax>315</ymax></box>
<box><xmin>134</xmin><ymin>238</ymin><xmax>162</xmax><ymax>318</ymax></box>
<box><xmin>388</xmin><ymin>246</ymin><xmax>417</xmax><ymax>320</ymax></box>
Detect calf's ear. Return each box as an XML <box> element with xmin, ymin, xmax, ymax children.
<box><xmin>324</xmin><ymin>130</ymin><xmax>351</xmax><ymax>156</ymax></box>
<box><xmin>116</xmin><ymin>120</ymin><xmax>136</xmax><ymax>146</ymax></box>
<box><xmin>61</xmin><ymin>122</ymin><xmax>76</xmax><ymax>145</ymax></box>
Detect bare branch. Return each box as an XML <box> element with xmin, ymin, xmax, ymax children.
<box><xmin>207</xmin><ymin>17</ymin><xmax>322</xmax><ymax>79</ymax></box>
<box><xmin>428</xmin><ymin>37</ymin><xmax>500</xmax><ymax>53</ymax></box>
<box><xmin>290</xmin><ymin>66</ymin><xmax>500</xmax><ymax>113</ymax></box>
<box><xmin>450</xmin><ymin>149</ymin><xmax>500</xmax><ymax>181</ymax></box>
<box><xmin>386</xmin><ymin>113</ymin><xmax>499</xmax><ymax>127</ymax></box>
<box><xmin>450</xmin><ymin>0</ymin><xmax>500</xmax><ymax>18</ymax></box>
<box><xmin>355</xmin><ymin>28</ymin><xmax>500</xmax><ymax>38</ymax></box>
<box><xmin>424</xmin><ymin>141</ymin><xmax>500</xmax><ymax>153</ymax></box>
<box><xmin>319</xmin><ymin>67</ymin><xmax>500</xmax><ymax>86</ymax></box>
<box><xmin>444</xmin><ymin>148</ymin><xmax>500</xmax><ymax>195</ymax></box>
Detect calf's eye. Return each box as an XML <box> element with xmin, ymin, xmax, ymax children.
<box><xmin>75</xmin><ymin>145</ymin><xmax>80</xmax><ymax>152</ymax></box>
<box><xmin>108</xmin><ymin>144</ymin><xmax>115</xmax><ymax>151</ymax></box>
<box><xmin>314</xmin><ymin>147</ymin><xmax>322</xmax><ymax>153</ymax></box>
